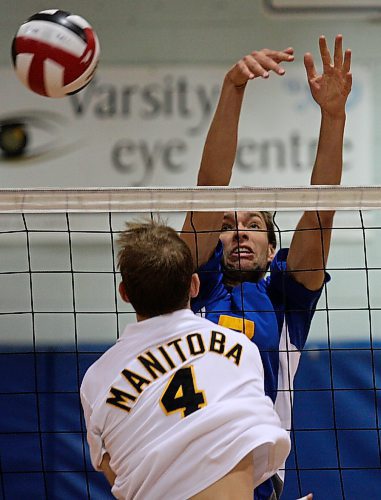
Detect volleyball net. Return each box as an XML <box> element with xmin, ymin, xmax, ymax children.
<box><xmin>1</xmin><ymin>186</ymin><xmax>380</xmax><ymax>499</ymax></box>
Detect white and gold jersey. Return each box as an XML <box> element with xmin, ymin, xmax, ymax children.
<box><xmin>80</xmin><ymin>309</ymin><xmax>290</xmax><ymax>500</ymax></box>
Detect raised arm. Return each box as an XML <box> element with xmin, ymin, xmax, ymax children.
<box><xmin>181</xmin><ymin>48</ymin><xmax>295</xmax><ymax>267</ymax></box>
<box><xmin>287</xmin><ymin>35</ymin><xmax>352</xmax><ymax>290</ymax></box>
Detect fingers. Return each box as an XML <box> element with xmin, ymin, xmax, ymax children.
<box><xmin>283</xmin><ymin>47</ymin><xmax>295</xmax><ymax>56</ymax></box>
<box><xmin>237</xmin><ymin>60</ymin><xmax>256</xmax><ymax>81</ymax></box>
<box><xmin>227</xmin><ymin>48</ymin><xmax>294</xmax><ymax>86</ymax></box>
<box><xmin>230</xmin><ymin>37</ymin><xmax>350</xmax><ymax>90</ymax></box>
<box><xmin>343</xmin><ymin>48</ymin><xmax>352</xmax><ymax>74</ymax></box>
<box><xmin>319</xmin><ymin>35</ymin><xmax>332</xmax><ymax>72</ymax></box>
<box><xmin>243</xmin><ymin>54</ymin><xmax>271</xmax><ymax>79</ymax></box>
<box><xmin>304</xmin><ymin>52</ymin><xmax>317</xmax><ymax>81</ymax></box>
<box><xmin>262</xmin><ymin>47</ymin><xmax>295</xmax><ymax>65</ymax></box>
<box><xmin>343</xmin><ymin>53</ymin><xmax>353</xmax><ymax>94</ymax></box>
<box><xmin>245</xmin><ymin>48</ymin><xmax>294</xmax><ymax>78</ymax></box>
<box><xmin>319</xmin><ymin>34</ymin><xmax>351</xmax><ymax>75</ymax></box>
<box><xmin>334</xmin><ymin>34</ymin><xmax>343</xmax><ymax>68</ymax></box>
<box><xmin>345</xmin><ymin>71</ymin><xmax>353</xmax><ymax>93</ymax></box>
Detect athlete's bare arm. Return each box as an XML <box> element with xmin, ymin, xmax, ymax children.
<box><xmin>191</xmin><ymin>452</ymin><xmax>254</xmax><ymax>500</ymax></box>
<box><xmin>286</xmin><ymin>35</ymin><xmax>352</xmax><ymax>290</ymax></box>
<box><xmin>99</xmin><ymin>452</ymin><xmax>116</xmax><ymax>487</ymax></box>
<box><xmin>181</xmin><ymin>48</ymin><xmax>294</xmax><ymax>268</ymax></box>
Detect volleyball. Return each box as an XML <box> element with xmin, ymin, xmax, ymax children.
<box><xmin>11</xmin><ymin>9</ymin><xmax>100</xmax><ymax>98</ymax></box>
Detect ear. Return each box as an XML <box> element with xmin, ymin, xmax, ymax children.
<box><xmin>118</xmin><ymin>281</ymin><xmax>130</xmax><ymax>303</ymax></box>
<box><xmin>190</xmin><ymin>273</ymin><xmax>200</xmax><ymax>299</ymax></box>
<box><xmin>267</xmin><ymin>244</ymin><xmax>276</xmax><ymax>263</ymax></box>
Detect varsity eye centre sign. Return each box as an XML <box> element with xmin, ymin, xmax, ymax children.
<box><xmin>0</xmin><ymin>64</ymin><xmax>372</xmax><ymax>188</ymax></box>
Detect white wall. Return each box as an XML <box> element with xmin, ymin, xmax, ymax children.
<box><xmin>1</xmin><ymin>210</ymin><xmax>380</xmax><ymax>346</ymax></box>
<box><xmin>1</xmin><ymin>1</ymin><xmax>381</xmax><ymax>346</ymax></box>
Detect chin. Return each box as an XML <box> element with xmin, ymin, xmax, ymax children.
<box><xmin>222</xmin><ymin>263</ymin><xmax>267</xmax><ymax>285</ymax></box>
<box><xmin>237</xmin><ymin>264</ymin><xmax>254</xmax><ymax>272</ymax></box>
<box><xmin>227</xmin><ymin>261</ymin><xmax>256</xmax><ymax>272</ymax></box>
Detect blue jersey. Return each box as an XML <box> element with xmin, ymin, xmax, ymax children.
<box><xmin>191</xmin><ymin>242</ymin><xmax>327</xmax><ymax>499</ymax></box>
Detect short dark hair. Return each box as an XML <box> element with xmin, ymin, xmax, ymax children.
<box><xmin>261</xmin><ymin>211</ymin><xmax>277</xmax><ymax>250</ymax></box>
<box><xmin>117</xmin><ymin>220</ymin><xmax>194</xmax><ymax>318</ymax></box>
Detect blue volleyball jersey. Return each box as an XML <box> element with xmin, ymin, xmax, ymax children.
<box><xmin>191</xmin><ymin>241</ymin><xmax>327</xmax><ymax>499</ymax></box>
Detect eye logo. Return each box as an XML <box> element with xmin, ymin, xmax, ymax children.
<box><xmin>0</xmin><ymin>122</ymin><xmax>27</xmax><ymax>157</ymax></box>
<box><xmin>0</xmin><ymin>110</ymin><xmax>76</xmax><ymax>163</ymax></box>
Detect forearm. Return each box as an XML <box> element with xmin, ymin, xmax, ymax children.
<box><xmin>311</xmin><ymin>110</ymin><xmax>346</xmax><ymax>187</ymax></box>
<box><xmin>198</xmin><ymin>48</ymin><xmax>294</xmax><ymax>187</ymax></box>
<box><xmin>287</xmin><ymin>35</ymin><xmax>351</xmax><ymax>288</ymax></box>
<box><xmin>288</xmin><ymin>110</ymin><xmax>346</xmax><ymax>283</ymax></box>
<box><xmin>197</xmin><ymin>75</ymin><xmax>246</xmax><ymax>187</ymax></box>
<box><xmin>100</xmin><ymin>452</ymin><xmax>116</xmax><ymax>487</ymax></box>
<box><xmin>182</xmin><ymin>77</ymin><xmax>246</xmax><ymax>266</ymax></box>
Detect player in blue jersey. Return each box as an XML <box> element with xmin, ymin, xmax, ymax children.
<box><xmin>181</xmin><ymin>35</ymin><xmax>352</xmax><ymax>500</ymax></box>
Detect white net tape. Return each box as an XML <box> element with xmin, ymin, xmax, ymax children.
<box><xmin>1</xmin><ymin>185</ymin><xmax>381</xmax><ymax>213</ymax></box>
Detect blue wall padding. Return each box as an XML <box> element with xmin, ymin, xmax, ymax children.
<box><xmin>0</xmin><ymin>343</ymin><xmax>380</xmax><ymax>500</ymax></box>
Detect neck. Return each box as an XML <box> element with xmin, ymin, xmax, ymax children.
<box><xmin>222</xmin><ymin>264</ymin><xmax>266</xmax><ymax>287</ymax></box>
<box><xmin>136</xmin><ymin>313</ymin><xmax>148</xmax><ymax>322</ymax></box>
<box><xmin>135</xmin><ymin>304</ymin><xmax>191</xmax><ymax>322</ymax></box>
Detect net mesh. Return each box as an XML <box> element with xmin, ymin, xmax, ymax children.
<box><xmin>1</xmin><ymin>187</ymin><xmax>380</xmax><ymax>499</ymax></box>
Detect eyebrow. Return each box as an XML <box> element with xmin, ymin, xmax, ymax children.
<box><xmin>247</xmin><ymin>212</ymin><xmax>262</xmax><ymax>220</ymax></box>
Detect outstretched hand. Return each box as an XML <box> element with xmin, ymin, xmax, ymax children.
<box><xmin>227</xmin><ymin>47</ymin><xmax>294</xmax><ymax>87</ymax></box>
<box><xmin>304</xmin><ymin>34</ymin><xmax>352</xmax><ymax>117</ymax></box>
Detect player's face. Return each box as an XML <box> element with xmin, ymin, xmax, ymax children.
<box><xmin>219</xmin><ymin>211</ymin><xmax>275</xmax><ymax>272</ymax></box>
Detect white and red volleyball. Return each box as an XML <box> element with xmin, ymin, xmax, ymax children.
<box><xmin>11</xmin><ymin>10</ymin><xmax>100</xmax><ymax>98</ymax></box>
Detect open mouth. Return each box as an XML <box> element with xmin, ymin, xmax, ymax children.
<box><xmin>229</xmin><ymin>247</ymin><xmax>254</xmax><ymax>260</ymax></box>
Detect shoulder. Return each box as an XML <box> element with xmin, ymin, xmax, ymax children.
<box><xmin>267</xmin><ymin>247</ymin><xmax>327</xmax><ymax>310</ymax></box>
<box><xmin>270</xmin><ymin>248</ymin><xmax>289</xmax><ymax>272</ymax></box>
<box><xmin>80</xmin><ymin>343</ymin><xmax>117</xmax><ymax>398</ymax></box>
<box><xmin>197</xmin><ymin>240</ymin><xmax>223</xmax><ymax>271</ymax></box>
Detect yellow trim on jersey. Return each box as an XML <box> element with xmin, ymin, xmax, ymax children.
<box><xmin>218</xmin><ymin>314</ymin><xmax>255</xmax><ymax>339</ymax></box>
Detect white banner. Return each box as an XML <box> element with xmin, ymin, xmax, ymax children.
<box><xmin>266</xmin><ymin>0</ymin><xmax>381</xmax><ymax>7</ymax></box>
<box><xmin>0</xmin><ymin>64</ymin><xmax>373</xmax><ymax>188</ymax></box>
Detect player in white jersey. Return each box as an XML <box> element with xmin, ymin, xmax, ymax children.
<box><xmin>80</xmin><ymin>221</ymin><xmax>291</xmax><ymax>500</ymax></box>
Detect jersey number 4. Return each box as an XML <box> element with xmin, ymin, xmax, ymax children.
<box><xmin>160</xmin><ymin>365</ymin><xmax>206</xmax><ymax>418</ymax></box>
